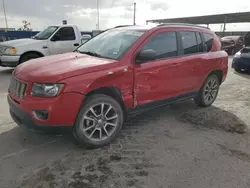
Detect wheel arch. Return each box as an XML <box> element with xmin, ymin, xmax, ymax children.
<box><xmin>19</xmin><ymin>51</ymin><xmax>44</xmax><ymax>63</ymax></box>
<box><xmin>84</xmin><ymin>86</ymin><xmax>128</xmax><ymax>117</ymax></box>
<box><xmin>206</xmin><ymin>69</ymin><xmax>223</xmax><ymax>85</ymax></box>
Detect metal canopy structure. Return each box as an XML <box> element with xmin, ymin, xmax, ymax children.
<box><xmin>147</xmin><ymin>11</ymin><xmax>250</xmax><ymax>25</ymax></box>
<box><xmin>146</xmin><ymin>11</ymin><xmax>250</xmax><ymax>32</ymax></box>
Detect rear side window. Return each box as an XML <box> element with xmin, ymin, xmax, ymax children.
<box><xmin>180</xmin><ymin>31</ymin><xmax>199</xmax><ymax>55</ymax></box>
<box><xmin>203</xmin><ymin>33</ymin><xmax>213</xmax><ymax>52</ymax></box>
<box><xmin>142</xmin><ymin>32</ymin><xmax>178</xmax><ymax>60</ymax></box>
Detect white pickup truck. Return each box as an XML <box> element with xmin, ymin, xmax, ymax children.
<box><xmin>0</xmin><ymin>25</ymin><xmax>91</xmax><ymax>67</ymax></box>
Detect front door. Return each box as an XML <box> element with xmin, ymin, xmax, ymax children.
<box><xmin>133</xmin><ymin>31</ymin><xmax>183</xmax><ymax>106</ymax></box>
<box><xmin>48</xmin><ymin>26</ymin><xmax>79</xmax><ymax>55</ymax></box>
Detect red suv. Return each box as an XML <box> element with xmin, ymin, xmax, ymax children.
<box><xmin>8</xmin><ymin>24</ymin><xmax>228</xmax><ymax>148</ymax></box>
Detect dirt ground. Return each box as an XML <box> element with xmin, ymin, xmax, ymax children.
<box><xmin>0</xmin><ymin>57</ymin><xmax>250</xmax><ymax>188</ymax></box>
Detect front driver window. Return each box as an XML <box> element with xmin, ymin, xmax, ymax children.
<box><xmin>141</xmin><ymin>32</ymin><xmax>178</xmax><ymax>60</ymax></box>
<box><xmin>54</xmin><ymin>27</ymin><xmax>76</xmax><ymax>41</ymax></box>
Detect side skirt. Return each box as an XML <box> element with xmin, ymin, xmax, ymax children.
<box><xmin>128</xmin><ymin>91</ymin><xmax>198</xmax><ymax>116</ymax></box>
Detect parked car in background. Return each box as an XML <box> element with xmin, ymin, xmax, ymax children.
<box><xmin>232</xmin><ymin>32</ymin><xmax>250</xmax><ymax>72</ymax></box>
<box><xmin>0</xmin><ymin>25</ymin><xmax>87</xmax><ymax>67</ymax></box>
<box><xmin>221</xmin><ymin>36</ymin><xmax>244</xmax><ymax>55</ymax></box>
<box><xmin>8</xmin><ymin>24</ymin><xmax>228</xmax><ymax>148</ymax></box>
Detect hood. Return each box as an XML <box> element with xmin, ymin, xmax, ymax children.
<box><xmin>0</xmin><ymin>38</ymin><xmax>42</xmax><ymax>47</ymax></box>
<box><xmin>14</xmin><ymin>52</ymin><xmax>117</xmax><ymax>83</ymax></box>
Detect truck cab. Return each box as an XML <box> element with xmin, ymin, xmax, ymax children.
<box><xmin>0</xmin><ymin>25</ymin><xmax>84</xmax><ymax>67</ymax></box>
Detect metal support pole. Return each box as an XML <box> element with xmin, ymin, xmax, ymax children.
<box><xmin>2</xmin><ymin>0</ymin><xmax>8</xmax><ymax>30</ymax></box>
<box><xmin>96</xmin><ymin>0</ymin><xmax>100</xmax><ymax>30</ymax></box>
<box><xmin>223</xmin><ymin>16</ymin><xmax>227</xmax><ymax>33</ymax></box>
<box><xmin>133</xmin><ymin>3</ymin><xmax>136</xmax><ymax>25</ymax></box>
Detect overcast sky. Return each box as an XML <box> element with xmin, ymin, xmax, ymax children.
<box><xmin>1</xmin><ymin>0</ymin><xmax>250</xmax><ymax>31</ymax></box>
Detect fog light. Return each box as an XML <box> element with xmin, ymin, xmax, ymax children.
<box><xmin>33</xmin><ymin>110</ymin><xmax>49</xmax><ymax>120</ymax></box>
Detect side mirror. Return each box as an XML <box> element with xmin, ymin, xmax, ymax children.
<box><xmin>135</xmin><ymin>49</ymin><xmax>157</xmax><ymax>64</ymax></box>
<box><xmin>51</xmin><ymin>34</ymin><xmax>60</xmax><ymax>42</ymax></box>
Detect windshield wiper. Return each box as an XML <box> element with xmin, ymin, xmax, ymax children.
<box><xmin>78</xmin><ymin>51</ymin><xmax>103</xmax><ymax>57</ymax></box>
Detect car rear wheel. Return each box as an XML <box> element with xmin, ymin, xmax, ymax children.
<box><xmin>194</xmin><ymin>74</ymin><xmax>220</xmax><ymax>107</ymax></box>
<box><xmin>73</xmin><ymin>94</ymin><xmax>124</xmax><ymax>148</ymax></box>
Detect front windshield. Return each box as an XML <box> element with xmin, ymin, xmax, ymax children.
<box><xmin>33</xmin><ymin>26</ymin><xmax>59</xmax><ymax>40</ymax></box>
<box><xmin>77</xmin><ymin>29</ymin><xmax>146</xmax><ymax>60</ymax></box>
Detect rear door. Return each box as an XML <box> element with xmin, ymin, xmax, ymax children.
<box><xmin>48</xmin><ymin>26</ymin><xmax>79</xmax><ymax>55</ymax></box>
<box><xmin>175</xmin><ymin>31</ymin><xmax>205</xmax><ymax>93</ymax></box>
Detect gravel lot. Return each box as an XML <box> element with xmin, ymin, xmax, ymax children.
<box><xmin>0</xmin><ymin>57</ymin><xmax>250</xmax><ymax>188</ymax></box>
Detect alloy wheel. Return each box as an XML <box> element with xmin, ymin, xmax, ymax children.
<box><xmin>81</xmin><ymin>103</ymin><xmax>119</xmax><ymax>141</ymax></box>
<box><xmin>203</xmin><ymin>77</ymin><xmax>219</xmax><ymax>105</ymax></box>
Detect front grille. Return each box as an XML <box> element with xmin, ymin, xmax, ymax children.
<box><xmin>9</xmin><ymin>77</ymin><xmax>27</xmax><ymax>98</ymax></box>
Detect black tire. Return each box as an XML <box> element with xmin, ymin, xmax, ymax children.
<box><xmin>234</xmin><ymin>68</ymin><xmax>242</xmax><ymax>73</ymax></box>
<box><xmin>20</xmin><ymin>53</ymin><xmax>41</xmax><ymax>64</ymax></box>
<box><xmin>194</xmin><ymin>74</ymin><xmax>220</xmax><ymax>107</ymax></box>
<box><xmin>73</xmin><ymin>94</ymin><xmax>124</xmax><ymax>148</ymax></box>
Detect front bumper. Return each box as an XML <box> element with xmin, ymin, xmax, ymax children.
<box><xmin>8</xmin><ymin>92</ymin><xmax>85</xmax><ymax>132</ymax></box>
<box><xmin>0</xmin><ymin>55</ymin><xmax>20</xmax><ymax>67</ymax></box>
<box><xmin>232</xmin><ymin>57</ymin><xmax>250</xmax><ymax>70</ymax></box>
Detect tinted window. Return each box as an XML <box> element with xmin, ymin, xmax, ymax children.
<box><xmin>142</xmin><ymin>32</ymin><xmax>177</xmax><ymax>60</ymax></box>
<box><xmin>196</xmin><ymin>32</ymin><xmax>204</xmax><ymax>52</ymax></box>
<box><xmin>56</xmin><ymin>27</ymin><xmax>76</xmax><ymax>40</ymax></box>
<box><xmin>180</xmin><ymin>31</ymin><xmax>199</xmax><ymax>55</ymax></box>
<box><xmin>238</xmin><ymin>37</ymin><xmax>244</xmax><ymax>44</ymax></box>
<box><xmin>203</xmin><ymin>33</ymin><xmax>213</xmax><ymax>52</ymax></box>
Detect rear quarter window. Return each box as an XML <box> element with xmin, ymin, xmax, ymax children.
<box><xmin>203</xmin><ymin>33</ymin><xmax>214</xmax><ymax>52</ymax></box>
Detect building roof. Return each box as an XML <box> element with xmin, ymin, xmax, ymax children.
<box><xmin>147</xmin><ymin>11</ymin><xmax>250</xmax><ymax>25</ymax></box>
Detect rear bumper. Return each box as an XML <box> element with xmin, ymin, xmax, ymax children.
<box><xmin>232</xmin><ymin>57</ymin><xmax>250</xmax><ymax>70</ymax></box>
<box><xmin>0</xmin><ymin>55</ymin><xmax>20</xmax><ymax>67</ymax></box>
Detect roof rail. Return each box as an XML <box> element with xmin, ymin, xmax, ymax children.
<box><xmin>114</xmin><ymin>25</ymin><xmax>136</xmax><ymax>28</ymax></box>
<box><xmin>157</xmin><ymin>23</ymin><xmax>210</xmax><ymax>29</ymax></box>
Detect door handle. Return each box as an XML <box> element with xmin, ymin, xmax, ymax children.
<box><xmin>74</xmin><ymin>43</ymin><xmax>79</xmax><ymax>46</ymax></box>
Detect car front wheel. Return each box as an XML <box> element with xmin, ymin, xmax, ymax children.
<box><xmin>73</xmin><ymin>94</ymin><xmax>124</xmax><ymax>148</ymax></box>
<box><xmin>194</xmin><ymin>74</ymin><xmax>220</xmax><ymax>107</ymax></box>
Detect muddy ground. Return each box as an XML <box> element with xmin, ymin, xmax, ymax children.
<box><xmin>0</xmin><ymin>57</ymin><xmax>250</xmax><ymax>188</ymax></box>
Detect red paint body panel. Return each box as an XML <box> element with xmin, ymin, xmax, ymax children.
<box><xmin>8</xmin><ymin>88</ymin><xmax>85</xmax><ymax>126</ymax></box>
<box><xmin>14</xmin><ymin>52</ymin><xmax>118</xmax><ymax>83</ymax></box>
<box><xmin>8</xmin><ymin>25</ymin><xmax>228</xmax><ymax>127</ymax></box>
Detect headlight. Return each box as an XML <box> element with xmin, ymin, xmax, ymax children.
<box><xmin>1</xmin><ymin>46</ymin><xmax>17</xmax><ymax>55</ymax></box>
<box><xmin>234</xmin><ymin>51</ymin><xmax>241</xmax><ymax>58</ymax></box>
<box><xmin>31</xmin><ymin>83</ymin><xmax>65</xmax><ymax>97</ymax></box>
